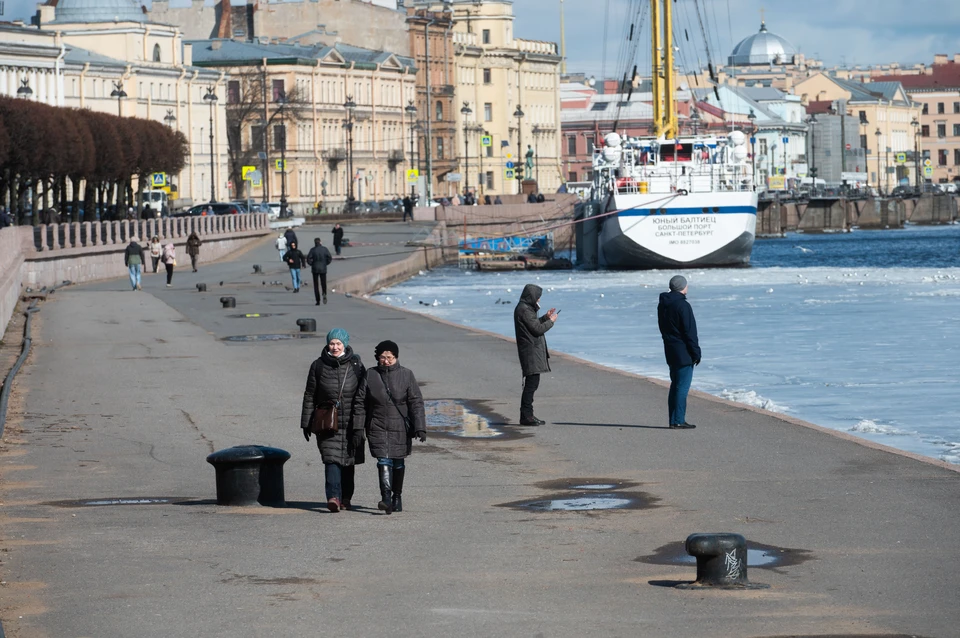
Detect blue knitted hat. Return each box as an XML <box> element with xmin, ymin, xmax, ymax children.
<box><xmin>326</xmin><ymin>328</ymin><xmax>349</xmax><ymax>347</ymax></box>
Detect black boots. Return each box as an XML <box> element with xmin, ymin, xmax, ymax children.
<box><xmin>377</xmin><ymin>465</ymin><xmax>393</xmax><ymax>514</ymax></box>
<box><xmin>391</xmin><ymin>466</ymin><xmax>404</xmax><ymax>512</ymax></box>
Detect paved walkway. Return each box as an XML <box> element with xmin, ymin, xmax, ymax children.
<box><xmin>1</xmin><ymin>221</ymin><xmax>958</xmax><ymax>637</ymax></box>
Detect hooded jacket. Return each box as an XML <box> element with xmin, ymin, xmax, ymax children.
<box><xmin>513</xmin><ymin>283</ymin><xmax>554</xmax><ymax>377</ymax></box>
<box><xmin>124</xmin><ymin>241</ymin><xmax>145</xmax><ymax>266</ymax></box>
<box><xmin>657</xmin><ymin>290</ymin><xmax>701</xmax><ymax>369</ymax></box>
<box><xmin>358</xmin><ymin>361</ymin><xmax>425</xmax><ymax>459</ymax></box>
<box><xmin>300</xmin><ymin>346</ymin><xmax>366</xmax><ymax>466</ymax></box>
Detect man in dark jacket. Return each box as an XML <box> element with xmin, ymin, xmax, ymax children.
<box><xmin>402</xmin><ymin>196</ymin><xmax>414</xmax><ymax>222</ymax></box>
<box><xmin>123</xmin><ymin>236</ymin><xmax>146</xmax><ymax>291</ymax></box>
<box><xmin>657</xmin><ymin>275</ymin><xmax>701</xmax><ymax>429</ymax></box>
<box><xmin>283</xmin><ymin>228</ymin><xmax>299</xmax><ymax>251</ymax></box>
<box><xmin>331</xmin><ymin>223</ymin><xmax>344</xmax><ymax>255</ymax></box>
<box><xmin>282</xmin><ymin>241</ymin><xmax>306</xmax><ymax>293</ymax></box>
<box><xmin>306</xmin><ymin>237</ymin><xmax>333</xmax><ymax>305</ymax></box>
<box><xmin>186</xmin><ymin>232</ymin><xmax>202</xmax><ymax>272</ymax></box>
<box><xmin>513</xmin><ymin>283</ymin><xmax>558</xmax><ymax>425</ymax></box>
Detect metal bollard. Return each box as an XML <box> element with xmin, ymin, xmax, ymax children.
<box><xmin>196</xmin><ymin>283</ymin><xmax>207</xmax><ymax>292</ymax></box>
<box><xmin>253</xmin><ymin>264</ymin><xmax>262</xmax><ymax>274</ymax></box>
<box><xmin>296</xmin><ymin>318</ymin><xmax>316</xmax><ymax>333</ymax></box>
<box><xmin>676</xmin><ymin>533</ymin><xmax>769</xmax><ymax>589</ymax></box>
<box><xmin>206</xmin><ymin>445</ymin><xmax>291</xmax><ymax>507</ymax></box>
<box><xmin>220</xmin><ymin>296</ymin><xmax>236</xmax><ymax>309</ymax></box>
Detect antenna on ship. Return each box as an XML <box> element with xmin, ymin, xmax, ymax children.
<box><xmin>560</xmin><ymin>0</ymin><xmax>567</xmax><ymax>75</ymax></box>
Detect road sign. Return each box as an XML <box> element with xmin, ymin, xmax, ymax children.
<box><xmin>275</xmin><ymin>159</ymin><xmax>287</xmax><ymax>171</ymax></box>
<box><xmin>750</xmin><ymin>137</ymin><xmax>756</xmax><ymax>145</ymax></box>
<box><xmin>244</xmin><ymin>169</ymin><xmax>262</xmax><ymax>182</ymax></box>
<box><xmin>506</xmin><ymin>153</ymin><xmax>513</xmax><ymax>159</ymax></box>
<box><xmin>896</xmin><ymin>152</ymin><xmax>907</xmax><ymax>164</ymax></box>
<box><xmin>506</xmin><ymin>161</ymin><xmax>515</xmax><ymax>169</ymax></box>
<box><xmin>924</xmin><ymin>166</ymin><xmax>934</xmax><ymax>177</ymax></box>
<box><xmin>481</xmin><ymin>135</ymin><xmax>492</xmax><ymax>147</ymax></box>
<box><xmin>151</xmin><ymin>173</ymin><xmax>166</xmax><ymax>188</ymax></box>
<box><xmin>242</xmin><ymin>165</ymin><xmax>257</xmax><ymax>179</ymax></box>
<box><xmin>923</xmin><ymin>158</ymin><xmax>932</xmax><ymax>167</ymax></box>
<box><xmin>226</xmin><ymin>181</ymin><xmax>233</xmax><ymax>190</ymax></box>
<box><xmin>846</xmin><ymin>143</ymin><xmax>852</xmax><ymax>150</ymax></box>
<box><xmin>782</xmin><ymin>137</ymin><xmax>788</xmax><ymax>144</ymax></box>
<box><xmin>504</xmin><ymin>168</ymin><xmax>516</xmax><ymax>180</ymax></box>
<box><xmin>406</xmin><ymin>168</ymin><xmax>419</xmax><ymax>184</ymax></box>
<box><xmin>252</xmin><ymin>179</ymin><xmax>262</xmax><ymax>188</ymax></box>
<box><xmin>257</xmin><ymin>152</ymin><xmax>267</xmax><ymax>160</ymax></box>
<box><xmin>446</xmin><ymin>173</ymin><xmax>462</xmax><ymax>182</ymax></box>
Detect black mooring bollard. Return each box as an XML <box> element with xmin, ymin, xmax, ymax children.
<box><xmin>220</xmin><ymin>296</ymin><xmax>236</xmax><ymax>309</ymax></box>
<box><xmin>296</xmin><ymin>318</ymin><xmax>316</xmax><ymax>333</ymax></box>
<box><xmin>676</xmin><ymin>533</ymin><xmax>769</xmax><ymax>589</ymax></box>
<box><xmin>196</xmin><ymin>283</ymin><xmax>207</xmax><ymax>292</ymax></box>
<box><xmin>253</xmin><ymin>264</ymin><xmax>262</xmax><ymax>274</ymax></box>
<box><xmin>206</xmin><ymin>445</ymin><xmax>291</xmax><ymax>507</ymax></box>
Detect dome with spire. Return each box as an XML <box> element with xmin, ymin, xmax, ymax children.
<box><xmin>51</xmin><ymin>0</ymin><xmax>145</xmax><ymax>24</ymax></box>
<box><xmin>727</xmin><ymin>21</ymin><xmax>797</xmax><ymax>67</ymax></box>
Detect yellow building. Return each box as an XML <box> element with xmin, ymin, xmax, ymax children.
<box><xmin>794</xmin><ymin>73</ymin><xmax>920</xmax><ymax>192</ymax></box>
<box><xmin>413</xmin><ymin>0</ymin><xmax>563</xmax><ymax>196</ymax></box>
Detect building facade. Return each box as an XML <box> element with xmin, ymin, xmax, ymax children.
<box><xmin>191</xmin><ymin>39</ymin><xmax>417</xmax><ymax>212</ymax></box>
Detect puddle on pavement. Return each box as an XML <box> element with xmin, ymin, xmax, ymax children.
<box><xmin>425</xmin><ymin>399</ymin><xmax>507</xmax><ymax>439</ymax></box>
<box><xmin>221</xmin><ymin>334</ymin><xmax>322</xmax><ymax>342</ymax></box>
<box><xmin>227</xmin><ymin>313</ymin><xmax>285</xmax><ymax>319</ymax></box>
<box><xmin>45</xmin><ymin>497</ymin><xmax>196</xmax><ymax>508</ymax></box>
<box><xmin>499</xmin><ymin>490</ymin><xmax>659</xmax><ymax>512</ymax></box>
<box><xmin>533</xmin><ymin>478</ymin><xmax>641</xmax><ymax>492</ymax></box>
<box><xmin>637</xmin><ymin>540</ymin><xmax>815</xmax><ymax>570</ymax></box>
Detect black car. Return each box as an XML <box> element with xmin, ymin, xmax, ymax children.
<box><xmin>173</xmin><ymin>203</ymin><xmax>243</xmax><ymax>217</ymax></box>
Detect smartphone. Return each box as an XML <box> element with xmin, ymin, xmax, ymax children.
<box><xmin>555</xmin><ymin>309</ymin><xmax>561</xmax><ymax>314</ymax></box>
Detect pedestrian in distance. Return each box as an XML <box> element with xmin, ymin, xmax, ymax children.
<box><xmin>0</xmin><ymin>206</ymin><xmax>10</xmax><ymax>228</ymax></box>
<box><xmin>331</xmin><ymin>223</ymin><xmax>344</xmax><ymax>256</ymax></box>
<box><xmin>300</xmin><ymin>328</ymin><xmax>367</xmax><ymax>512</ymax></box>
<box><xmin>123</xmin><ymin>236</ymin><xmax>146</xmax><ymax>291</ymax></box>
<box><xmin>513</xmin><ymin>284</ymin><xmax>558</xmax><ymax>426</ymax></box>
<box><xmin>355</xmin><ymin>340</ymin><xmax>426</xmax><ymax>514</ymax></box>
<box><xmin>402</xmin><ymin>195</ymin><xmax>414</xmax><ymax>223</ymax></box>
<box><xmin>493</xmin><ymin>195</ymin><xmax>503</xmax><ymax>205</ymax></box>
<box><xmin>483</xmin><ymin>195</ymin><xmax>492</xmax><ymax>206</ymax></box>
<box><xmin>307</xmin><ymin>237</ymin><xmax>333</xmax><ymax>306</ymax></box>
<box><xmin>657</xmin><ymin>275</ymin><xmax>701</xmax><ymax>429</ymax></box>
<box><xmin>283</xmin><ymin>228</ymin><xmax>299</xmax><ymax>253</ymax></box>
<box><xmin>283</xmin><ymin>241</ymin><xmax>306</xmax><ymax>293</ymax></box>
<box><xmin>275</xmin><ymin>233</ymin><xmax>287</xmax><ymax>262</ymax></box>
<box><xmin>149</xmin><ymin>236</ymin><xmax>162</xmax><ymax>273</ymax></box>
<box><xmin>186</xmin><ymin>231</ymin><xmax>202</xmax><ymax>272</ymax></box>
<box><xmin>161</xmin><ymin>243</ymin><xmax>176</xmax><ymax>287</ymax></box>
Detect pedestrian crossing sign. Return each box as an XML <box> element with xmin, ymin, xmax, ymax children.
<box><xmin>481</xmin><ymin>135</ymin><xmax>492</xmax><ymax>147</ymax></box>
<box><xmin>275</xmin><ymin>159</ymin><xmax>287</xmax><ymax>172</ymax></box>
<box><xmin>504</xmin><ymin>168</ymin><xmax>516</xmax><ymax>180</ymax></box>
<box><xmin>896</xmin><ymin>152</ymin><xmax>907</xmax><ymax>164</ymax></box>
<box><xmin>151</xmin><ymin>173</ymin><xmax>166</xmax><ymax>188</ymax></box>
<box><xmin>406</xmin><ymin>168</ymin><xmax>419</xmax><ymax>184</ymax></box>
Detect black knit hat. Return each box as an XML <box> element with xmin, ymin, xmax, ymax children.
<box><xmin>375</xmin><ymin>340</ymin><xmax>399</xmax><ymax>359</ymax></box>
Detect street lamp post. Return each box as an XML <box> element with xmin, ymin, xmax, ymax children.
<box><xmin>110</xmin><ymin>80</ymin><xmax>126</xmax><ymax>116</ymax></box>
<box><xmin>875</xmin><ymin>128</ymin><xmax>882</xmax><ymax>195</ymax></box>
<box><xmin>532</xmin><ymin>125</ymin><xmax>544</xmax><ymax>186</ymax></box>
<box><xmin>203</xmin><ymin>86</ymin><xmax>218</xmax><ymax>203</ymax></box>
<box><xmin>690</xmin><ymin>108</ymin><xmax>701</xmax><ymax>137</ymax></box>
<box><xmin>461</xmin><ymin>102</ymin><xmax>472</xmax><ymax>197</ymax></box>
<box><xmin>747</xmin><ymin>109</ymin><xmax>757</xmax><ymax>189</ymax></box>
<box><xmin>782</xmin><ymin>130</ymin><xmax>789</xmax><ymax>179</ymax></box>
<box><xmin>514</xmin><ymin>105</ymin><xmax>524</xmax><ymax>194</ymax></box>
<box><xmin>807</xmin><ymin>114</ymin><xmax>818</xmax><ymax>189</ymax></box>
<box><xmin>344</xmin><ymin>95</ymin><xmax>356</xmax><ymax>208</ymax></box>
<box><xmin>405</xmin><ymin>101</ymin><xmax>418</xmax><ymax>198</ymax></box>
<box><xmin>478</xmin><ymin>127</ymin><xmax>488</xmax><ymax>198</ymax></box>
<box><xmin>164</xmin><ymin>109</ymin><xmax>177</xmax><ymax>127</ymax></box>
<box><xmin>911</xmin><ymin>117</ymin><xmax>921</xmax><ymax>191</ymax></box>
<box><xmin>276</xmin><ymin>91</ymin><xmax>288</xmax><ymax>217</ymax></box>
<box><xmin>16</xmin><ymin>78</ymin><xmax>33</xmax><ymax>99</ymax></box>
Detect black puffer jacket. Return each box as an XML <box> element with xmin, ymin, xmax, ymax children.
<box><xmin>358</xmin><ymin>362</ymin><xmax>425</xmax><ymax>459</ymax></box>
<box><xmin>657</xmin><ymin>290</ymin><xmax>701</xmax><ymax>369</ymax></box>
<box><xmin>300</xmin><ymin>346</ymin><xmax>366</xmax><ymax>466</ymax></box>
<box><xmin>513</xmin><ymin>283</ymin><xmax>554</xmax><ymax>377</ymax></box>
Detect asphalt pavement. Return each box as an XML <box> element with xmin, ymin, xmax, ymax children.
<box><xmin>1</xmin><ymin>220</ymin><xmax>958</xmax><ymax>638</ymax></box>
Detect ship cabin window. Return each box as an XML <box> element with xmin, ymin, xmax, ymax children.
<box><xmin>659</xmin><ymin>143</ymin><xmax>693</xmax><ymax>162</ymax></box>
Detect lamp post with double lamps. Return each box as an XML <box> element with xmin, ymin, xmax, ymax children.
<box><xmin>747</xmin><ymin>109</ymin><xmax>757</xmax><ymax>189</ymax></box>
<box><xmin>911</xmin><ymin>117</ymin><xmax>921</xmax><ymax>191</ymax></box>
<box><xmin>17</xmin><ymin>78</ymin><xmax>33</xmax><ymax>99</ymax></box>
<box><xmin>875</xmin><ymin>128</ymin><xmax>882</xmax><ymax>195</ymax></box>
<box><xmin>405</xmin><ymin>101</ymin><xmax>418</xmax><ymax>198</ymax></box>
<box><xmin>513</xmin><ymin>104</ymin><xmax>524</xmax><ymax>194</ymax></box>
<box><xmin>110</xmin><ymin>81</ymin><xmax>126</xmax><ymax>116</ymax></box>
<box><xmin>807</xmin><ymin>114</ymin><xmax>818</xmax><ymax>190</ymax></box>
<box><xmin>203</xmin><ymin>86</ymin><xmax>218</xmax><ymax>203</ymax></box>
<box><xmin>276</xmin><ymin>91</ymin><xmax>288</xmax><ymax>217</ymax></box>
<box><xmin>460</xmin><ymin>102</ymin><xmax>472</xmax><ymax>196</ymax></box>
<box><xmin>344</xmin><ymin>95</ymin><xmax>357</xmax><ymax>208</ymax></box>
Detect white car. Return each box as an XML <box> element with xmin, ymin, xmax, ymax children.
<box><xmin>266</xmin><ymin>202</ymin><xmax>282</xmax><ymax>219</ymax></box>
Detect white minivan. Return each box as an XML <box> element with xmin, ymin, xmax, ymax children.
<box><xmin>143</xmin><ymin>190</ymin><xmax>169</xmax><ymax>217</ymax></box>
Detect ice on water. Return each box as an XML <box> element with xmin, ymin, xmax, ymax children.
<box><xmin>377</xmin><ymin>226</ymin><xmax>960</xmax><ymax>465</ymax></box>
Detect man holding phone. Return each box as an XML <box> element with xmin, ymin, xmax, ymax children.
<box><xmin>513</xmin><ymin>284</ymin><xmax>559</xmax><ymax>426</ymax></box>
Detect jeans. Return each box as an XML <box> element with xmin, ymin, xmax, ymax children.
<box><xmin>324</xmin><ymin>463</ymin><xmax>355</xmax><ymax>502</ymax></box>
<box><xmin>164</xmin><ymin>262</ymin><xmax>174</xmax><ymax>285</ymax></box>
<box><xmin>312</xmin><ymin>272</ymin><xmax>327</xmax><ymax>302</ymax></box>
<box><xmin>334</xmin><ymin>243</ymin><xmax>342</xmax><ymax>256</ymax></box>
<box><xmin>279</xmin><ymin>249</ymin><xmax>286</xmax><ymax>262</ymax></box>
<box><xmin>128</xmin><ymin>264</ymin><xmax>141</xmax><ymax>290</ymax></box>
<box><xmin>376</xmin><ymin>458</ymin><xmax>405</xmax><ymax>469</ymax></box>
<box><xmin>190</xmin><ymin>254</ymin><xmax>198</xmax><ymax>271</ymax></box>
<box><xmin>151</xmin><ymin>256</ymin><xmax>160</xmax><ymax>273</ymax></box>
<box><xmin>668</xmin><ymin>365</ymin><xmax>695</xmax><ymax>425</ymax></box>
<box><xmin>520</xmin><ymin>373</ymin><xmax>541</xmax><ymax>419</ymax></box>
<box><xmin>290</xmin><ymin>268</ymin><xmax>301</xmax><ymax>290</ymax></box>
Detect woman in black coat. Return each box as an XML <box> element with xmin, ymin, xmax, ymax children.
<box><xmin>300</xmin><ymin>328</ymin><xmax>366</xmax><ymax>512</ymax></box>
<box><xmin>355</xmin><ymin>340</ymin><xmax>426</xmax><ymax>514</ymax></box>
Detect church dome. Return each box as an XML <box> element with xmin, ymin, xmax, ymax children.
<box><xmin>727</xmin><ymin>21</ymin><xmax>796</xmax><ymax>67</ymax></box>
<box><xmin>52</xmin><ymin>0</ymin><xmax>145</xmax><ymax>23</ymax></box>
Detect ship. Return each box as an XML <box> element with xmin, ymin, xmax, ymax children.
<box><xmin>590</xmin><ymin>0</ymin><xmax>758</xmax><ymax>269</ymax></box>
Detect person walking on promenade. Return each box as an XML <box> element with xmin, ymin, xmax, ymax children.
<box><xmin>160</xmin><ymin>243</ymin><xmax>176</xmax><ymax>287</ymax></box>
<box><xmin>283</xmin><ymin>241</ymin><xmax>306</xmax><ymax>293</ymax></box>
<box><xmin>300</xmin><ymin>328</ymin><xmax>367</xmax><ymax>512</ymax></box>
<box><xmin>658</xmin><ymin>275</ymin><xmax>701</xmax><ymax>429</ymax></box>
<box><xmin>275</xmin><ymin>233</ymin><xmax>288</xmax><ymax>262</ymax></box>
<box><xmin>331</xmin><ymin>223</ymin><xmax>344</xmax><ymax>256</ymax></box>
<box><xmin>186</xmin><ymin>231</ymin><xmax>202</xmax><ymax>272</ymax></box>
<box><xmin>402</xmin><ymin>195</ymin><xmax>414</xmax><ymax>223</ymax></box>
<box><xmin>123</xmin><ymin>236</ymin><xmax>146</xmax><ymax>291</ymax></box>
<box><xmin>513</xmin><ymin>284</ymin><xmax>558</xmax><ymax>426</ymax></box>
<box><xmin>307</xmin><ymin>237</ymin><xmax>333</xmax><ymax>306</ymax></box>
<box><xmin>149</xmin><ymin>236</ymin><xmax>162</xmax><ymax>273</ymax></box>
<box><xmin>356</xmin><ymin>340</ymin><xmax>426</xmax><ymax>514</ymax></box>
<box><xmin>283</xmin><ymin>228</ymin><xmax>299</xmax><ymax>253</ymax></box>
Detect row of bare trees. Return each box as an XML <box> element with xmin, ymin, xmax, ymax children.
<box><xmin>0</xmin><ymin>96</ymin><xmax>188</xmax><ymax>225</ymax></box>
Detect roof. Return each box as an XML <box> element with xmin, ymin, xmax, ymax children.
<box><xmin>806</xmin><ymin>100</ymin><xmax>835</xmax><ymax>115</ymax></box>
<box><xmin>189</xmin><ymin>39</ymin><xmax>415</xmax><ymax>72</ymax></box>
<box><xmin>829</xmin><ymin>77</ymin><xmax>911</xmax><ymax>105</ymax></box>
<box><xmin>51</xmin><ymin>0</ymin><xmax>144</xmax><ymax>23</ymax></box>
<box><xmin>873</xmin><ymin>62</ymin><xmax>960</xmax><ymax>91</ymax></box>
<box><xmin>728</xmin><ymin>21</ymin><xmax>797</xmax><ymax>67</ymax></box>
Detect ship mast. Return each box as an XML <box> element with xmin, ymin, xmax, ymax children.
<box><xmin>651</xmin><ymin>0</ymin><xmax>677</xmax><ymax>139</ymax></box>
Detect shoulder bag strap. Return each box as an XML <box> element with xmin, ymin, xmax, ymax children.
<box><xmin>377</xmin><ymin>369</ymin><xmax>410</xmax><ymax>428</ymax></box>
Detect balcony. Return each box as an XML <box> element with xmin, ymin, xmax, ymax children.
<box><xmin>388</xmin><ymin>150</ymin><xmax>405</xmax><ymax>164</ymax></box>
<box><xmin>515</xmin><ymin>39</ymin><xmax>558</xmax><ymax>55</ymax></box>
<box><xmin>322</xmin><ymin>148</ymin><xmax>347</xmax><ymax>164</ymax></box>
<box><xmin>453</xmin><ymin>32</ymin><xmax>478</xmax><ymax>46</ymax></box>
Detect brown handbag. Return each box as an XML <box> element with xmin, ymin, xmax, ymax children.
<box><xmin>309</xmin><ymin>365</ymin><xmax>348</xmax><ymax>434</ymax></box>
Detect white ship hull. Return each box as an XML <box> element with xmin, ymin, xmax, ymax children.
<box><xmin>598</xmin><ymin>191</ymin><xmax>758</xmax><ymax>269</ymax></box>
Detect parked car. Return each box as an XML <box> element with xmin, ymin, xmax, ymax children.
<box><xmin>173</xmin><ymin>203</ymin><xmax>243</xmax><ymax>217</ymax></box>
<box><xmin>942</xmin><ymin>182</ymin><xmax>958</xmax><ymax>194</ymax></box>
<box><xmin>891</xmin><ymin>185</ymin><xmax>914</xmax><ymax>198</ymax></box>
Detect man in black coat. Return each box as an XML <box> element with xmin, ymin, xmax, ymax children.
<box><xmin>513</xmin><ymin>284</ymin><xmax>558</xmax><ymax>425</ymax></box>
<box><xmin>331</xmin><ymin>223</ymin><xmax>344</xmax><ymax>256</ymax></box>
<box><xmin>657</xmin><ymin>275</ymin><xmax>701</xmax><ymax>429</ymax></box>
<box><xmin>283</xmin><ymin>228</ymin><xmax>299</xmax><ymax>251</ymax></box>
<box><xmin>306</xmin><ymin>237</ymin><xmax>333</xmax><ymax>306</ymax></box>
<box><xmin>402</xmin><ymin>196</ymin><xmax>414</xmax><ymax>222</ymax></box>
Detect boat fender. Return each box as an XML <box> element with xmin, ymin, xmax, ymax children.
<box><xmin>677</xmin><ymin>189</ymin><xmax>689</xmax><ymax>196</ymax></box>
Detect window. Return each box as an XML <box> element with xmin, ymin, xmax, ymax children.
<box><xmin>272</xmin><ymin>79</ymin><xmax>285</xmax><ymax>102</ymax></box>
<box><xmin>274</xmin><ymin>124</ymin><xmax>286</xmax><ymax>151</ymax></box>
<box><xmin>436</xmin><ymin>137</ymin><xmax>444</xmax><ymax>160</ymax></box>
<box><xmin>955</xmin><ymin>149</ymin><xmax>960</xmax><ymax>166</ymax></box>
<box><xmin>482</xmin><ymin>29</ymin><xmax>490</xmax><ymax>44</ymax></box>
<box><xmin>938</xmin><ymin>124</ymin><xmax>946</xmax><ymax>138</ymax></box>
<box><xmin>590</xmin><ymin>102</ymin><xmax>609</xmax><ymax>111</ymax></box>
<box><xmin>435</xmin><ymin>100</ymin><xmax>443</xmax><ymax>121</ymax></box>
<box><xmin>860</xmin><ymin>134</ymin><xmax>867</xmax><ymax>149</ymax></box>
<box><xmin>252</xmin><ymin>124</ymin><xmax>264</xmax><ymax>150</ymax></box>
<box><xmin>484</xmin><ymin>103</ymin><xmax>492</xmax><ymax>122</ymax></box>
<box><xmin>568</xmin><ymin>171</ymin><xmax>577</xmax><ymax>182</ymax></box>
<box><xmin>922</xmin><ymin>125</ymin><xmax>930</xmax><ymax>137</ymax></box>
<box><xmin>567</xmin><ymin>136</ymin><xmax>577</xmax><ymax>155</ymax></box>
<box><xmin>937</xmin><ymin>149</ymin><xmax>947</xmax><ymax>166</ymax></box>
<box><xmin>954</xmin><ymin>124</ymin><xmax>960</xmax><ymax>137</ymax></box>
<box><xmin>937</xmin><ymin>102</ymin><xmax>945</xmax><ymax>114</ymax></box>
<box><xmin>485</xmin><ymin>171</ymin><xmax>493</xmax><ymax>189</ymax></box>
<box><xmin>486</xmin><ymin>144</ymin><xmax>493</xmax><ymax>157</ymax></box>
<box><xmin>585</xmin><ymin>135</ymin><xmax>595</xmax><ymax>152</ymax></box>
<box><xmin>955</xmin><ymin>102</ymin><xmax>960</xmax><ymax>114</ymax></box>
<box><xmin>922</xmin><ymin>103</ymin><xmax>929</xmax><ymax>115</ymax></box>
<box><xmin>483</xmin><ymin>68</ymin><xmax>491</xmax><ymax>84</ymax></box>
<box><xmin>153</xmin><ymin>43</ymin><xmax>161</xmax><ymax>62</ymax></box>
<box><xmin>858</xmin><ymin>110</ymin><xmax>867</xmax><ymax>123</ymax></box>
<box><xmin>227</xmin><ymin>80</ymin><xmax>240</xmax><ymax>104</ymax></box>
